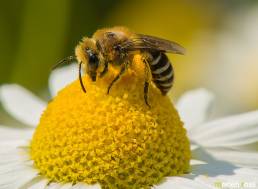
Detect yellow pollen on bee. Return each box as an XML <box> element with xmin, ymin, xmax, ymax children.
<box><xmin>30</xmin><ymin>61</ymin><xmax>191</xmax><ymax>189</ymax></box>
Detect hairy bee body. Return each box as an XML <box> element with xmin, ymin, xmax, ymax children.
<box><xmin>58</xmin><ymin>26</ymin><xmax>185</xmax><ymax>106</ymax></box>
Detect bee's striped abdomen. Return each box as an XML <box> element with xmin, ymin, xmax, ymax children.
<box><xmin>149</xmin><ymin>52</ymin><xmax>174</xmax><ymax>95</ymax></box>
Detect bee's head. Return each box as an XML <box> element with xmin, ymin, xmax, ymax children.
<box><xmin>75</xmin><ymin>38</ymin><xmax>100</xmax><ymax>82</ymax></box>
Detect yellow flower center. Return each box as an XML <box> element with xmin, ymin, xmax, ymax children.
<box><xmin>30</xmin><ymin>56</ymin><xmax>191</xmax><ymax>189</ymax></box>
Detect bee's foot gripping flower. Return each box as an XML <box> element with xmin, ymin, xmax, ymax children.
<box><xmin>30</xmin><ymin>62</ymin><xmax>191</xmax><ymax>188</ymax></box>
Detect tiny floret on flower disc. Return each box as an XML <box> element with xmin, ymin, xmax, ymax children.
<box><xmin>30</xmin><ymin>58</ymin><xmax>191</xmax><ymax>188</ymax></box>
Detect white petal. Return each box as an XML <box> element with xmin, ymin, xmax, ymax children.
<box><xmin>49</xmin><ymin>64</ymin><xmax>77</xmax><ymax>97</ymax></box>
<box><xmin>46</xmin><ymin>183</ymin><xmax>62</xmax><ymax>189</ymax></box>
<box><xmin>0</xmin><ymin>140</ymin><xmax>28</xmax><ymax>151</ymax></box>
<box><xmin>72</xmin><ymin>183</ymin><xmax>101</xmax><ymax>189</ymax></box>
<box><xmin>191</xmin><ymin>147</ymin><xmax>258</xmax><ymax>183</ymax></box>
<box><xmin>231</xmin><ymin>142</ymin><xmax>258</xmax><ymax>151</ymax></box>
<box><xmin>0</xmin><ymin>139</ymin><xmax>29</xmax><ymax>153</ymax></box>
<box><xmin>191</xmin><ymin>147</ymin><xmax>238</xmax><ymax>173</ymax></box>
<box><xmin>0</xmin><ymin>163</ymin><xmax>38</xmax><ymax>189</ymax></box>
<box><xmin>59</xmin><ymin>183</ymin><xmax>73</xmax><ymax>189</ymax></box>
<box><xmin>27</xmin><ymin>178</ymin><xmax>49</xmax><ymax>189</ymax></box>
<box><xmin>190</xmin><ymin>143</ymin><xmax>199</xmax><ymax>151</ymax></box>
<box><xmin>18</xmin><ymin>176</ymin><xmax>48</xmax><ymax>189</ymax></box>
<box><xmin>206</xmin><ymin>148</ymin><xmax>258</xmax><ymax>168</ymax></box>
<box><xmin>154</xmin><ymin>176</ymin><xmax>213</xmax><ymax>189</ymax></box>
<box><xmin>0</xmin><ymin>140</ymin><xmax>29</xmax><ymax>165</ymax></box>
<box><xmin>0</xmin><ymin>125</ymin><xmax>34</xmax><ymax>141</ymax></box>
<box><xmin>0</xmin><ymin>141</ymin><xmax>32</xmax><ymax>189</ymax></box>
<box><xmin>190</xmin><ymin>159</ymin><xmax>207</xmax><ymax>166</ymax></box>
<box><xmin>190</xmin><ymin>110</ymin><xmax>258</xmax><ymax>147</ymax></box>
<box><xmin>0</xmin><ymin>84</ymin><xmax>46</xmax><ymax>127</ymax></box>
<box><xmin>176</xmin><ymin>88</ymin><xmax>215</xmax><ymax>131</ymax></box>
<box><xmin>191</xmin><ymin>166</ymin><xmax>258</xmax><ymax>188</ymax></box>
<box><xmin>0</xmin><ymin>141</ymin><xmax>30</xmax><ymax>168</ymax></box>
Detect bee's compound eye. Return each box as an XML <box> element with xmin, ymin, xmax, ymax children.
<box><xmin>85</xmin><ymin>49</ymin><xmax>98</xmax><ymax>65</ymax></box>
<box><xmin>89</xmin><ymin>53</ymin><xmax>98</xmax><ymax>65</ymax></box>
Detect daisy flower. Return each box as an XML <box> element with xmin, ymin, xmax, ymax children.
<box><xmin>0</xmin><ymin>64</ymin><xmax>258</xmax><ymax>189</ymax></box>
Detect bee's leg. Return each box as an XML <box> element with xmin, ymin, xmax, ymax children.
<box><xmin>107</xmin><ymin>62</ymin><xmax>127</xmax><ymax>94</ymax></box>
<box><xmin>143</xmin><ymin>59</ymin><xmax>151</xmax><ymax>108</ymax></box>
<box><xmin>79</xmin><ymin>62</ymin><xmax>86</xmax><ymax>93</ymax></box>
<box><xmin>99</xmin><ymin>61</ymin><xmax>109</xmax><ymax>78</ymax></box>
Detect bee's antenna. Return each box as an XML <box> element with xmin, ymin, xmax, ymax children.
<box><xmin>79</xmin><ymin>62</ymin><xmax>86</xmax><ymax>93</ymax></box>
<box><xmin>52</xmin><ymin>56</ymin><xmax>75</xmax><ymax>70</ymax></box>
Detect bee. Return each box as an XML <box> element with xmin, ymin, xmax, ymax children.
<box><xmin>54</xmin><ymin>27</ymin><xmax>185</xmax><ymax>107</ymax></box>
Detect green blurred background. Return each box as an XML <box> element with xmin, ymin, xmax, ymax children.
<box><xmin>1</xmin><ymin>0</ymin><xmax>258</xmax><ymax>123</ymax></box>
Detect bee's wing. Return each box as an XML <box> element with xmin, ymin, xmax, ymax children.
<box><xmin>120</xmin><ymin>34</ymin><xmax>186</xmax><ymax>55</ymax></box>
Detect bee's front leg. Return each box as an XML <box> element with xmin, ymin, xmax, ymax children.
<box><xmin>79</xmin><ymin>62</ymin><xmax>86</xmax><ymax>93</ymax></box>
<box><xmin>107</xmin><ymin>62</ymin><xmax>128</xmax><ymax>94</ymax></box>
<box><xmin>143</xmin><ymin>58</ymin><xmax>151</xmax><ymax>108</ymax></box>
